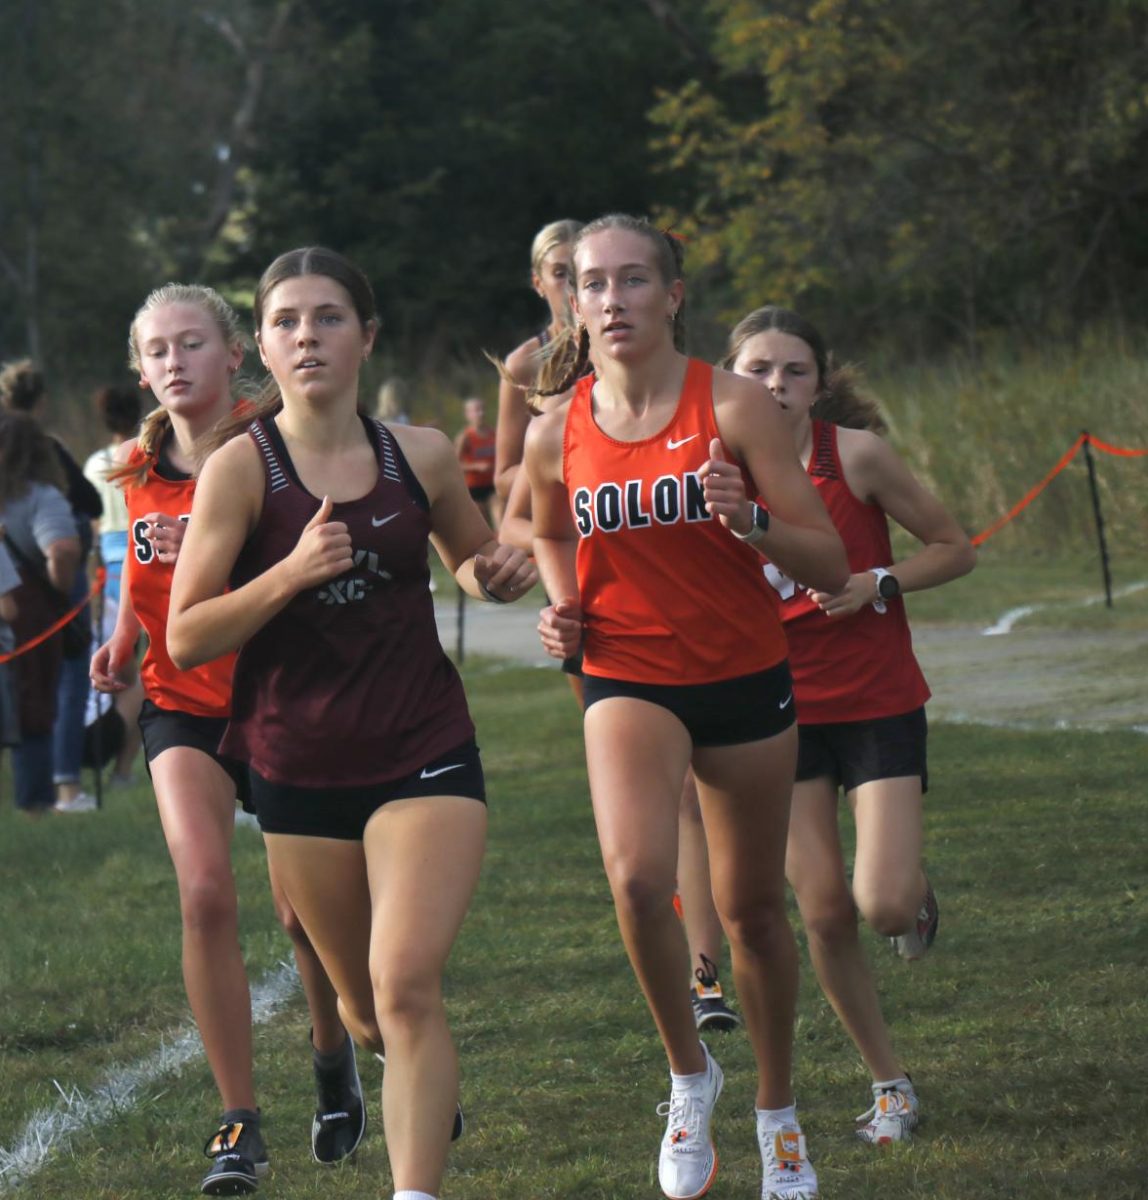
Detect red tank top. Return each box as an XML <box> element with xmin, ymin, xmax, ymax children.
<box><xmin>219</xmin><ymin>417</ymin><xmax>474</xmax><ymax>787</ymax></box>
<box><xmin>564</xmin><ymin>358</ymin><xmax>787</xmax><ymax>685</ymax></box>
<box><xmin>459</xmin><ymin>427</ymin><xmax>496</xmax><ymax>489</ymax></box>
<box><xmin>122</xmin><ymin>445</ymin><xmax>235</xmax><ymax>716</ymax></box>
<box><xmin>770</xmin><ymin>421</ymin><xmax>930</xmax><ymax>723</ymax></box>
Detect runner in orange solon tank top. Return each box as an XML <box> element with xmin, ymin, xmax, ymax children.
<box><xmin>565</xmin><ymin>357</ymin><xmax>788</xmax><ymax>685</ymax></box>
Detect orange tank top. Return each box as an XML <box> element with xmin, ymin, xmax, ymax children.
<box><xmin>122</xmin><ymin>445</ymin><xmax>235</xmax><ymax>716</ymax></box>
<box><xmin>563</xmin><ymin>358</ymin><xmax>787</xmax><ymax>684</ymax></box>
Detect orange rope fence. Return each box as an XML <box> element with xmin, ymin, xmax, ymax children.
<box><xmin>971</xmin><ymin>431</ymin><xmax>1146</xmax><ymax>547</ymax></box>
<box><xmin>0</xmin><ymin>566</ymin><xmax>107</xmax><ymax>665</ymax></box>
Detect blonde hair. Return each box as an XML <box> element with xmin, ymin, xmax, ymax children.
<box><xmin>112</xmin><ymin>284</ymin><xmax>247</xmax><ymax>487</ymax></box>
<box><xmin>530</xmin><ymin>219</ymin><xmax>582</xmax><ymax>277</ymax></box>
<box><xmin>530</xmin><ymin>213</ymin><xmax>687</xmax><ymax>405</ymax></box>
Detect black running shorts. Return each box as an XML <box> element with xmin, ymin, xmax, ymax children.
<box><xmin>252</xmin><ymin>737</ymin><xmax>486</xmax><ymax>841</ymax></box>
<box><xmin>581</xmin><ymin>660</ymin><xmax>796</xmax><ymax>747</ymax></box>
<box><xmin>796</xmin><ymin>706</ymin><xmax>928</xmax><ymax>794</ymax></box>
<box><xmin>138</xmin><ymin>698</ymin><xmax>253</xmax><ymax>812</ymax></box>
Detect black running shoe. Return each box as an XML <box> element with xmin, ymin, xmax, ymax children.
<box><xmin>201</xmin><ymin>1115</ymin><xmax>268</xmax><ymax>1196</ymax></box>
<box><xmin>691</xmin><ymin>954</ymin><xmax>741</xmax><ymax>1032</ymax></box>
<box><xmin>312</xmin><ymin>1036</ymin><xmax>367</xmax><ymax>1165</ymax></box>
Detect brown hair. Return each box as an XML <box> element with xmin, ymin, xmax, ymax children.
<box><xmin>110</xmin><ymin>284</ymin><xmax>248</xmax><ymax>488</ymax></box>
<box><xmin>0</xmin><ymin>411</ymin><xmax>65</xmax><ymax>504</ymax></box>
<box><xmin>93</xmin><ymin>386</ymin><xmax>141</xmax><ymax>439</ymax></box>
<box><xmin>721</xmin><ymin>306</ymin><xmax>886</xmax><ymax>434</ymax></box>
<box><xmin>532</xmin><ymin>213</ymin><xmax>687</xmax><ymax>404</ymax></box>
<box><xmin>0</xmin><ymin>359</ymin><xmax>46</xmax><ymax>413</ymax></box>
<box><xmin>193</xmin><ymin>247</ymin><xmax>377</xmax><ymax>470</ymax></box>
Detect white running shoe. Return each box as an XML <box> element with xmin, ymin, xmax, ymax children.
<box><xmin>53</xmin><ymin>791</ymin><xmax>98</xmax><ymax>813</ymax></box>
<box><xmin>891</xmin><ymin>879</ymin><xmax>939</xmax><ymax>961</ymax></box>
<box><xmin>757</xmin><ymin>1116</ymin><xmax>818</xmax><ymax>1200</ymax></box>
<box><xmin>657</xmin><ymin>1044</ymin><xmax>723</xmax><ymax>1200</ymax></box>
<box><xmin>855</xmin><ymin>1080</ymin><xmax>920</xmax><ymax>1145</ymax></box>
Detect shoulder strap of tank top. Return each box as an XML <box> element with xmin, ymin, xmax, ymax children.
<box><xmin>371</xmin><ymin>419</ymin><xmax>429</xmax><ymax>511</ymax></box>
<box><xmin>247</xmin><ymin>418</ymin><xmax>291</xmax><ymax>494</ymax></box>
<box><xmin>537</xmin><ymin>326</ymin><xmax>551</xmax><ymax>349</ymax></box>
<box><xmin>808</xmin><ymin>419</ymin><xmax>842</xmax><ymax>480</ymax></box>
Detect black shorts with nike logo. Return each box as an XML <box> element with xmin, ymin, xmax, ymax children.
<box><xmin>581</xmin><ymin>659</ymin><xmax>795</xmax><ymax>747</ymax></box>
<box><xmin>250</xmin><ymin>737</ymin><xmax>486</xmax><ymax>840</ymax></box>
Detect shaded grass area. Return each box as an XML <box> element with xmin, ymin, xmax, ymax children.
<box><xmin>2</xmin><ymin>665</ymin><xmax>1146</xmax><ymax>1197</ymax></box>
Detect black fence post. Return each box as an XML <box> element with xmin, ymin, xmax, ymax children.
<box><xmin>1081</xmin><ymin>431</ymin><xmax>1114</xmax><ymax>608</ymax></box>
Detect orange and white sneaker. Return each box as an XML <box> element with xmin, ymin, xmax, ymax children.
<box><xmin>855</xmin><ymin>1079</ymin><xmax>920</xmax><ymax>1145</ymax></box>
<box><xmin>757</xmin><ymin>1114</ymin><xmax>818</xmax><ymax>1200</ymax></box>
<box><xmin>657</xmin><ymin>1043</ymin><xmax>723</xmax><ymax>1199</ymax></box>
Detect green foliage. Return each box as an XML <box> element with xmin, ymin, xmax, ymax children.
<box><xmin>652</xmin><ymin>0</ymin><xmax>1148</xmax><ymax>352</ymax></box>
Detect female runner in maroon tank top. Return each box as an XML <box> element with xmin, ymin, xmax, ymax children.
<box><xmin>723</xmin><ymin>306</ymin><xmax>975</xmax><ymax>1147</ymax></box>
<box><xmin>526</xmin><ymin>214</ymin><xmax>848</xmax><ymax>1200</ymax></box>
<box><xmin>167</xmin><ymin>248</ymin><xmax>535</xmax><ymax>1200</ymax></box>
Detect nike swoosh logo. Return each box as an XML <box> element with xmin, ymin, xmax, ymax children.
<box><xmin>778</xmin><ymin>693</ymin><xmax>793</xmax><ymax>710</ymax></box>
<box><xmin>372</xmin><ymin>513</ymin><xmax>400</xmax><ymax>527</ymax></box>
<box><xmin>420</xmin><ymin>763</ymin><xmax>464</xmax><ymax>779</ymax></box>
<box><xmin>666</xmin><ymin>434</ymin><xmax>699</xmax><ymax>450</ymax></box>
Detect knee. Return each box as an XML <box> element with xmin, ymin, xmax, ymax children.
<box><xmin>178</xmin><ymin>872</ymin><xmax>238</xmax><ymax>935</ymax></box>
<box><xmin>799</xmin><ymin>890</ymin><xmax>860</xmax><ymax>950</ymax></box>
<box><xmin>858</xmin><ymin>893</ymin><xmax>919</xmax><ymax>938</ymax></box>
<box><xmin>854</xmin><ymin>878</ymin><xmax>921</xmax><ymax>937</ymax></box>
<box><xmin>607</xmin><ymin>861</ymin><xmax>676</xmax><ymax>924</ymax></box>
<box><xmin>371</xmin><ymin>967</ymin><xmax>441</xmax><ymax>1035</ymax></box>
<box><xmin>718</xmin><ymin>890</ymin><xmax>790</xmax><ymax>954</ymax></box>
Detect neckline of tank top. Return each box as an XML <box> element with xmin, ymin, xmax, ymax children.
<box><xmin>258</xmin><ymin>413</ymin><xmax>430</xmax><ymax>513</ymax></box>
<box><xmin>582</xmin><ymin>358</ymin><xmax>706</xmax><ymax>450</ymax></box>
<box><xmin>153</xmin><ymin>433</ymin><xmax>192</xmax><ymax>483</ymax></box>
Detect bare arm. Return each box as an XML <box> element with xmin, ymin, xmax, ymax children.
<box><xmin>90</xmin><ymin>583</ymin><xmax>142</xmax><ymax>693</ymax></box>
<box><xmin>391</xmin><ymin>425</ymin><xmax>536</xmax><ymax>601</ymax></box>
<box><xmin>808</xmin><ymin>429</ymin><xmax>975</xmax><ymax>616</ymax></box>
<box><xmin>705</xmin><ymin>370</ymin><xmax>848</xmax><ymax>592</ymax></box>
<box><xmin>45</xmin><ymin>537</ymin><xmax>81</xmax><ymax>595</ymax></box>
<box><xmin>525</xmin><ymin>412</ymin><xmax>582</xmax><ymax>658</ymax></box>
<box><xmin>167</xmin><ymin>437</ymin><xmax>353</xmax><ymax>669</ymax></box>
<box><xmin>498</xmin><ymin>463</ymin><xmax>535</xmax><ymax>554</ymax></box>
<box><xmin>493</xmin><ymin>340</ymin><xmax>537</xmax><ymax>500</ymax></box>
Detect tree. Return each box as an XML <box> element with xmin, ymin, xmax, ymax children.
<box><xmin>650</xmin><ymin>0</ymin><xmax>1148</xmax><ymax>353</ymax></box>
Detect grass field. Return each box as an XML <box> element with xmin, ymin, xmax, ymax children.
<box><xmin>2</xmin><ymin>631</ymin><xmax>1146</xmax><ymax>1198</ymax></box>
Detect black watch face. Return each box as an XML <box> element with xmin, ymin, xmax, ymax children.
<box><xmin>878</xmin><ymin>573</ymin><xmax>900</xmax><ymax>599</ymax></box>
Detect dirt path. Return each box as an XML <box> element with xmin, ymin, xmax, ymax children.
<box><xmin>435</xmin><ymin>598</ymin><xmax>1148</xmax><ymax>734</ymax></box>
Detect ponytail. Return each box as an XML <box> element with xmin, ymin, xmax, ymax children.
<box><xmin>811</xmin><ymin>360</ymin><xmax>887</xmax><ymax>434</ymax></box>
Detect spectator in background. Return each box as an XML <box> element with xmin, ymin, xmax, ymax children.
<box><xmin>454</xmin><ymin>397</ymin><xmax>497</xmax><ymax>525</ymax></box>
<box><xmin>84</xmin><ymin>385</ymin><xmax>141</xmax><ymax>609</ymax></box>
<box><xmin>375</xmin><ymin>376</ymin><xmax>412</xmax><ymax>425</ymax></box>
<box><xmin>83</xmin><ymin>386</ymin><xmax>144</xmax><ymax>787</ymax></box>
<box><xmin>0</xmin><ymin>536</ymin><xmax>20</xmax><ymax>767</ymax></box>
<box><xmin>0</xmin><ymin>359</ymin><xmax>102</xmax><ymax>813</ymax></box>
<box><xmin>0</xmin><ymin>412</ymin><xmax>81</xmax><ymax>817</ymax></box>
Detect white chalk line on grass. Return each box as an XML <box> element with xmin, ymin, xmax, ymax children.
<box><xmin>982</xmin><ymin>580</ymin><xmax>1148</xmax><ymax>635</ymax></box>
<box><xmin>0</xmin><ymin>962</ymin><xmax>299</xmax><ymax>1192</ymax></box>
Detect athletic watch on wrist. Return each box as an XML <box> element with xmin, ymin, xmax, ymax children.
<box><xmin>869</xmin><ymin>567</ymin><xmax>901</xmax><ymax>601</ymax></box>
<box><xmin>731</xmin><ymin>502</ymin><xmax>770</xmax><ymax>548</ymax></box>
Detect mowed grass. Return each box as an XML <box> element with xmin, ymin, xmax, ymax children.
<box><xmin>2</xmin><ymin>660</ymin><xmax>1146</xmax><ymax>1198</ymax></box>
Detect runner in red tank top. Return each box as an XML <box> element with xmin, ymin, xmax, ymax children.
<box><xmin>525</xmin><ymin>214</ymin><xmax>847</xmax><ymax>1200</ymax></box>
<box><xmin>90</xmin><ymin>284</ymin><xmax>365</xmax><ymax>1194</ymax></box>
<box><xmin>168</xmin><ymin>247</ymin><xmax>536</xmax><ymax>1200</ymax></box>
<box><xmin>724</xmin><ymin>305</ymin><xmax>975</xmax><ymax>1147</ymax></box>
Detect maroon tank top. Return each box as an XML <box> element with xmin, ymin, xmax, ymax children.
<box><xmin>220</xmin><ymin>416</ymin><xmax>475</xmax><ymax>787</ymax></box>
